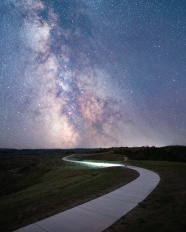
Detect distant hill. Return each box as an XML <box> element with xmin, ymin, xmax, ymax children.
<box><xmin>0</xmin><ymin>148</ymin><xmax>101</xmax><ymax>156</ymax></box>
<box><xmin>0</xmin><ymin>146</ymin><xmax>185</xmax><ymax>162</ymax></box>
<box><xmin>110</xmin><ymin>146</ymin><xmax>186</xmax><ymax>162</ymax></box>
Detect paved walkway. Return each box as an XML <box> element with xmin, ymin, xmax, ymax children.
<box><xmin>14</xmin><ymin>161</ymin><xmax>160</xmax><ymax>232</ymax></box>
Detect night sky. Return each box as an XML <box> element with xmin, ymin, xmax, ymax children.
<box><xmin>0</xmin><ymin>0</ymin><xmax>186</xmax><ymax>149</ymax></box>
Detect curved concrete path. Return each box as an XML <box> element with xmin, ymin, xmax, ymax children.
<box><xmin>14</xmin><ymin>157</ymin><xmax>160</xmax><ymax>232</ymax></box>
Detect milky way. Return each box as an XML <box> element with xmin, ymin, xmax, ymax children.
<box><xmin>0</xmin><ymin>0</ymin><xmax>186</xmax><ymax>148</ymax></box>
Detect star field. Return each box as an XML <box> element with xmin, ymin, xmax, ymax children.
<box><xmin>0</xmin><ymin>0</ymin><xmax>186</xmax><ymax>148</ymax></box>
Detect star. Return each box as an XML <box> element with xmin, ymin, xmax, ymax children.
<box><xmin>0</xmin><ymin>0</ymin><xmax>185</xmax><ymax>148</ymax></box>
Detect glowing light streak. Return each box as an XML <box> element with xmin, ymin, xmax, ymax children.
<box><xmin>62</xmin><ymin>155</ymin><xmax>124</xmax><ymax>168</ymax></box>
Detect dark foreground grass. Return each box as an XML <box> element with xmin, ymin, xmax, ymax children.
<box><xmin>105</xmin><ymin>160</ymin><xmax>186</xmax><ymax>232</ymax></box>
<box><xmin>2</xmin><ymin>151</ymin><xmax>185</xmax><ymax>232</ymax></box>
<box><xmin>0</xmin><ymin>153</ymin><xmax>138</xmax><ymax>232</ymax></box>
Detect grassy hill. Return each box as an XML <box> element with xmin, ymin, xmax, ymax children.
<box><xmin>0</xmin><ymin>151</ymin><xmax>137</xmax><ymax>232</ymax></box>
<box><xmin>0</xmin><ymin>146</ymin><xmax>185</xmax><ymax>231</ymax></box>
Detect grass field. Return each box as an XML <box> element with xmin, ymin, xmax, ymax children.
<box><xmin>78</xmin><ymin>153</ymin><xmax>186</xmax><ymax>232</ymax></box>
<box><xmin>108</xmin><ymin>161</ymin><xmax>186</xmax><ymax>232</ymax></box>
<box><xmin>0</xmin><ymin>152</ymin><xmax>138</xmax><ymax>232</ymax></box>
<box><xmin>1</xmin><ymin>150</ymin><xmax>186</xmax><ymax>232</ymax></box>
